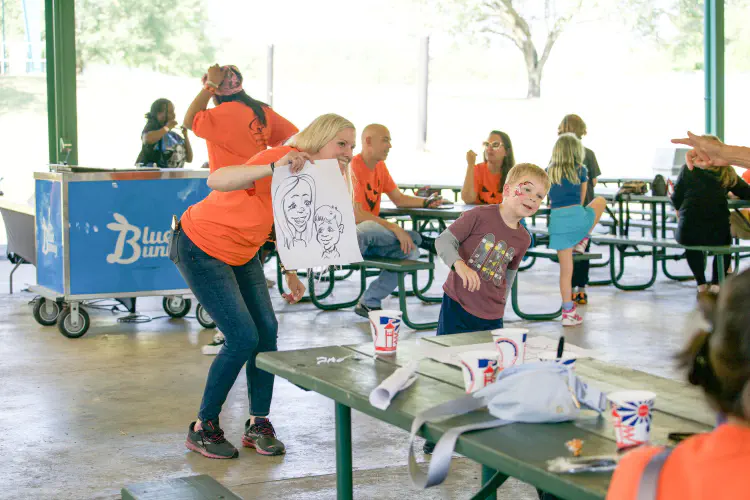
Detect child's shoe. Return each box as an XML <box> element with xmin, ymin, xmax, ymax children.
<box><xmin>573</xmin><ymin>291</ymin><xmax>588</xmax><ymax>305</ymax></box>
<box><xmin>573</xmin><ymin>237</ymin><xmax>590</xmax><ymax>254</ymax></box>
<box><xmin>562</xmin><ymin>305</ymin><xmax>584</xmax><ymax>326</ymax></box>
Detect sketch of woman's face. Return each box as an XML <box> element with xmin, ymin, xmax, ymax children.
<box><xmin>283</xmin><ymin>183</ymin><xmax>313</xmax><ymax>234</ymax></box>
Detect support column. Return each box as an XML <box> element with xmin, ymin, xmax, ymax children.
<box><xmin>417</xmin><ymin>36</ymin><xmax>429</xmax><ymax>151</ymax></box>
<box><xmin>704</xmin><ymin>0</ymin><xmax>724</xmax><ymax>140</ymax></box>
<box><xmin>45</xmin><ymin>0</ymin><xmax>78</xmax><ymax>165</ymax></box>
<box><xmin>266</xmin><ymin>44</ymin><xmax>274</xmax><ymax>107</ymax></box>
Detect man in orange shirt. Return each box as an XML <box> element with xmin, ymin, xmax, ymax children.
<box><xmin>352</xmin><ymin>124</ymin><xmax>443</xmax><ymax>317</ymax></box>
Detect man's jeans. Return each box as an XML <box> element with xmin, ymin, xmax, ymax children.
<box><xmin>357</xmin><ymin>221</ymin><xmax>422</xmax><ymax>308</ymax></box>
<box><xmin>174</xmin><ymin>230</ymin><xmax>278</xmax><ymax>422</ymax></box>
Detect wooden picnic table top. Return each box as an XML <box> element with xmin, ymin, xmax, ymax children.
<box><xmin>598</xmin><ymin>192</ymin><xmax>750</xmax><ymax>208</ymax></box>
<box><xmin>257</xmin><ymin>331</ymin><xmax>713</xmax><ymax>500</ymax></box>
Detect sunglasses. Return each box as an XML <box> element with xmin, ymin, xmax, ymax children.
<box><xmin>483</xmin><ymin>141</ymin><xmax>504</xmax><ymax>150</ymax></box>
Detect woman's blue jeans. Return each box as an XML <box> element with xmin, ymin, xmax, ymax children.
<box><xmin>173</xmin><ymin>229</ymin><xmax>278</xmax><ymax>422</ymax></box>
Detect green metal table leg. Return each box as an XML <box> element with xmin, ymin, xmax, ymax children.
<box><xmin>470</xmin><ymin>466</ymin><xmax>508</xmax><ymax>500</ymax></box>
<box><xmin>335</xmin><ymin>403</ymin><xmax>353</xmax><ymax>500</ymax></box>
<box><xmin>411</xmin><ymin>271</ymin><xmax>442</xmax><ymax>303</ymax></box>
<box><xmin>661</xmin><ymin>252</ymin><xmax>694</xmax><ymax>282</ymax></box>
<box><xmin>308</xmin><ymin>267</ymin><xmax>366</xmax><ymax>311</ymax></box>
<box><xmin>398</xmin><ymin>273</ymin><xmax>438</xmax><ymax>330</ymax></box>
<box><xmin>717</xmin><ymin>253</ymin><xmax>726</xmax><ymax>285</ymax></box>
<box><xmin>609</xmin><ymin>245</ymin><xmax>658</xmax><ymax>291</ymax></box>
<box><xmin>517</xmin><ymin>255</ymin><xmax>537</xmax><ymax>272</ymax></box>
<box><xmin>510</xmin><ymin>275</ymin><xmax>562</xmax><ymax>321</ymax></box>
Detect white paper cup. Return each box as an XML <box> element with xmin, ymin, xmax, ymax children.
<box><xmin>368</xmin><ymin>310</ymin><xmax>403</xmax><ymax>354</ymax></box>
<box><xmin>607</xmin><ymin>390</ymin><xmax>657</xmax><ymax>450</ymax></box>
<box><xmin>538</xmin><ymin>352</ymin><xmax>577</xmax><ymax>370</ymax></box>
<box><xmin>491</xmin><ymin>328</ymin><xmax>528</xmax><ymax>370</ymax></box>
<box><xmin>458</xmin><ymin>350</ymin><xmax>499</xmax><ymax>393</ymax></box>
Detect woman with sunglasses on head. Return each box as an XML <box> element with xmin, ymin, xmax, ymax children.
<box><xmin>460</xmin><ymin>131</ymin><xmax>515</xmax><ymax>205</ymax></box>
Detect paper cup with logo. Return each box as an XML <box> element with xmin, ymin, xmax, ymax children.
<box><xmin>458</xmin><ymin>350</ymin><xmax>499</xmax><ymax>393</ymax></box>
<box><xmin>491</xmin><ymin>328</ymin><xmax>528</xmax><ymax>370</ymax></box>
<box><xmin>538</xmin><ymin>352</ymin><xmax>577</xmax><ymax>370</ymax></box>
<box><xmin>607</xmin><ymin>390</ymin><xmax>657</xmax><ymax>450</ymax></box>
<box><xmin>368</xmin><ymin>310</ymin><xmax>403</xmax><ymax>354</ymax></box>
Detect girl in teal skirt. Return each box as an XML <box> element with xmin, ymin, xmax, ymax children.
<box><xmin>546</xmin><ymin>134</ymin><xmax>607</xmax><ymax>326</ymax></box>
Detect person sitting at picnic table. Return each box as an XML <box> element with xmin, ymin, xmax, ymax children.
<box><xmin>172</xmin><ymin>113</ymin><xmax>355</xmax><ymax>460</ymax></box>
<box><xmin>460</xmin><ymin>130</ymin><xmax>515</xmax><ymax>205</ymax></box>
<box><xmin>351</xmin><ymin>123</ymin><xmax>444</xmax><ymax>318</ymax></box>
<box><xmin>546</xmin><ymin>134</ymin><xmax>607</xmax><ymax>327</ymax></box>
<box><xmin>671</xmin><ymin>135</ymin><xmax>750</xmax><ymax>294</ymax></box>
<box><xmin>136</xmin><ymin>98</ymin><xmax>193</xmax><ymax>169</ymax></box>
<box><xmin>558</xmin><ymin>114</ymin><xmax>601</xmax><ymax>305</ymax></box>
<box><xmin>607</xmin><ymin>268</ymin><xmax>750</xmax><ymax>499</ymax></box>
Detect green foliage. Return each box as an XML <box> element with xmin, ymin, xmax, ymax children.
<box><xmin>75</xmin><ymin>0</ymin><xmax>215</xmax><ymax>76</ymax></box>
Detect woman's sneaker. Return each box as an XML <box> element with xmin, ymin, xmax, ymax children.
<box><xmin>562</xmin><ymin>305</ymin><xmax>584</xmax><ymax>326</ymax></box>
<box><xmin>201</xmin><ymin>332</ymin><xmax>225</xmax><ymax>355</ymax></box>
<box><xmin>185</xmin><ymin>420</ymin><xmax>239</xmax><ymax>459</ymax></box>
<box><xmin>242</xmin><ymin>417</ymin><xmax>286</xmax><ymax>456</ymax></box>
<box><xmin>573</xmin><ymin>237</ymin><xmax>590</xmax><ymax>254</ymax></box>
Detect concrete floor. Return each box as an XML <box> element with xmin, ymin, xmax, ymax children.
<box><xmin>0</xmin><ymin>250</ymin><xmax>733</xmax><ymax>500</ymax></box>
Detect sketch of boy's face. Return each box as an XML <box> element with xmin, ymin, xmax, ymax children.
<box><xmin>316</xmin><ymin>219</ymin><xmax>343</xmax><ymax>249</ymax></box>
<box><xmin>283</xmin><ymin>184</ymin><xmax>313</xmax><ymax>233</ymax></box>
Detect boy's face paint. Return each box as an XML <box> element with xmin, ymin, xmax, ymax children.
<box><xmin>513</xmin><ymin>181</ymin><xmax>533</xmax><ymax>198</ymax></box>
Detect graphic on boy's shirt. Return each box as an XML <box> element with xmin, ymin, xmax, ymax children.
<box><xmin>468</xmin><ymin>234</ymin><xmax>495</xmax><ymax>271</ymax></box>
<box><xmin>493</xmin><ymin>247</ymin><xmax>516</xmax><ymax>286</ymax></box>
<box><xmin>480</xmin><ymin>241</ymin><xmax>507</xmax><ymax>281</ymax></box>
<box><xmin>467</xmin><ymin>233</ymin><xmax>515</xmax><ymax>286</ymax></box>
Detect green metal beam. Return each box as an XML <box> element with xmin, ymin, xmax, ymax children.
<box><xmin>45</xmin><ymin>0</ymin><xmax>77</xmax><ymax>165</ymax></box>
<box><xmin>704</xmin><ymin>0</ymin><xmax>724</xmax><ymax>140</ymax></box>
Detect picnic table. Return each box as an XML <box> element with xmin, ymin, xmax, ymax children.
<box><xmin>257</xmin><ymin>331</ymin><xmax>714</xmax><ymax>500</ymax></box>
<box><xmin>397</xmin><ymin>183</ymin><xmax>463</xmax><ymax>202</ymax></box>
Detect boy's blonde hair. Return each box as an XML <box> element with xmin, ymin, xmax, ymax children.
<box><xmin>702</xmin><ymin>135</ymin><xmax>739</xmax><ymax>188</ymax></box>
<box><xmin>504</xmin><ymin>163</ymin><xmax>551</xmax><ymax>194</ymax></box>
<box><xmin>548</xmin><ymin>134</ymin><xmax>584</xmax><ymax>185</ymax></box>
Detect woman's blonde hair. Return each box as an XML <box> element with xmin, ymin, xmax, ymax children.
<box><xmin>558</xmin><ymin>114</ymin><xmax>587</xmax><ymax>139</ymax></box>
<box><xmin>701</xmin><ymin>135</ymin><xmax>739</xmax><ymax>188</ymax></box>
<box><xmin>286</xmin><ymin>113</ymin><xmax>356</xmax><ymax>200</ymax></box>
<box><xmin>287</xmin><ymin>113</ymin><xmax>355</xmax><ymax>154</ymax></box>
<box><xmin>548</xmin><ymin>134</ymin><xmax>584</xmax><ymax>185</ymax></box>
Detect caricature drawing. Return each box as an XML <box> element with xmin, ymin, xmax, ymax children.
<box><xmin>273</xmin><ymin>174</ymin><xmax>316</xmax><ymax>249</ymax></box>
<box><xmin>314</xmin><ymin>205</ymin><xmax>344</xmax><ymax>259</ymax></box>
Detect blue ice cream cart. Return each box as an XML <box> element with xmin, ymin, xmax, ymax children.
<box><xmin>31</xmin><ymin>166</ymin><xmax>213</xmax><ymax>337</ymax></box>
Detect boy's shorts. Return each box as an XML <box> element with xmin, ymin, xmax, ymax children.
<box><xmin>437</xmin><ymin>293</ymin><xmax>503</xmax><ymax>336</ymax></box>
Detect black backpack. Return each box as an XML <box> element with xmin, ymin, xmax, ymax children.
<box><xmin>652</xmin><ymin>175</ymin><xmax>667</xmax><ymax>196</ymax></box>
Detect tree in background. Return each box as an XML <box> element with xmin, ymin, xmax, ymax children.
<box><xmin>75</xmin><ymin>0</ymin><xmax>215</xmax><ymax>76</ymax></box>
<box><xmin>437</xmin><ymin>0</ymin><xmax>587</xmax><ymax>98</ymax></box>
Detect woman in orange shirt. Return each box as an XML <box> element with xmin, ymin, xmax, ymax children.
<box><xmin>607</xmin><ymin>268</ymin><xmax>750</xmax><ymax>499</ymax></box>
<box><xmin>460</xmin><ymin>130</ymin><xmax>515</xmax><ymax>205</ymax></box>
<box><xmin>172</xmin><ymin>114</ymin><xmax>356</xmax><ymax>460</ymax></box>
<box><xmin>184</xmin><ymin>64</ymin><xmax>298</xmax><ymax>352</ymax></box>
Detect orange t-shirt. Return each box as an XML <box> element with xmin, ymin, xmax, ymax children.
<box><xmin>351</xmin><ymin>154</ymin><xmax>398</xmax><ymax>216</ymax></box>
<box><xmin>473</xmin><ymin>162</ymin><xmax>503</xmax><ymax>205</ymax></box>
<box><xmin>742</xmin><ymin>168</ymin><xmax>750</xmax><ymax>183</ymax></box>
<box><xmin>180</xmin><ymin>146</ymin><xmax>294</xmax><ymax>266</ymax></box>
<box><xmin>606</xmin><ymin>423</ymin><xmax>750</xmax><ymax>500</ymax></box>
<box><xmin>192</xmin><ymin>102</ymin><xmax>298</xmax><ymax>172</ymax></box>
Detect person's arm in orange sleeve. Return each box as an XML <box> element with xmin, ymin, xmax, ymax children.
<box><xmin>461</xmin><ymin>150</ymin><xmax>479</xmax><ymax>204</ymax></box>
<box><xmin>184</xmin><ymin>64</ymin><xmax>226</xmax><ymax>132</ymax></box>
<box><xmin>266</xmin><ymin>109</ymin><xmax>299</xmax><ymax>147</ymax></box>
<box><xmin>207</xmin><ymin>150</ymin><xmax>312</xmax><ymax>191</ymax></box>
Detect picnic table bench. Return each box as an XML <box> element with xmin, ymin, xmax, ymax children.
<box><xmin>257</xmin><ymin>330</ymin><xmax>713</xmax><ymax>500</ymax></box>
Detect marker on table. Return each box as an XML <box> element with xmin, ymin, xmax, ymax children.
<box><xmin>556</xmin><ymin>336</ymin><xmax>565</xmax><ymax>360</ymax></box>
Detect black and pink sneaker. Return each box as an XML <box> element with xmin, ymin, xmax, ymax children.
<box><xmin>185</xmin><ymin>420</ymin><xmax>239</xmax><ymax>459</ymax></box>
<box><xmin>242</xmin><ymin>417</ymin><xmax>286</xmax><ymax>456</ymax></box>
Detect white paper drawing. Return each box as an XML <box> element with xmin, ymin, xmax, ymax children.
<box><xmin>271</xmin><ymin>159</ymin><xmax>363</xmax><ymax>269</ymax></box>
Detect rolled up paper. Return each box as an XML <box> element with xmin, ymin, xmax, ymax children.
<box><xmin>369</xmin><ymin>361</ymin><xmax>420</xmax><ymax>410</ymax></box>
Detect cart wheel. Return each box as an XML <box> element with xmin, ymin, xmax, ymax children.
<box><xmin>162</xmin><ymin>296</ymin><xmax>192</xmax><ymax>318</ymax></box>
<box><xmin>196</xmin><ymin>304</ymin><xmax>217</xmax><ymax>329</ymax></box>
<box><xmin>33</xmin><ymin>298</ymin><xmax>61</xmax><ymax>326</ymax></box>
<box><xmin>57</xmin><ymin>307</ymin><xmax>90</xmax><ymax>338</ymax></box>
